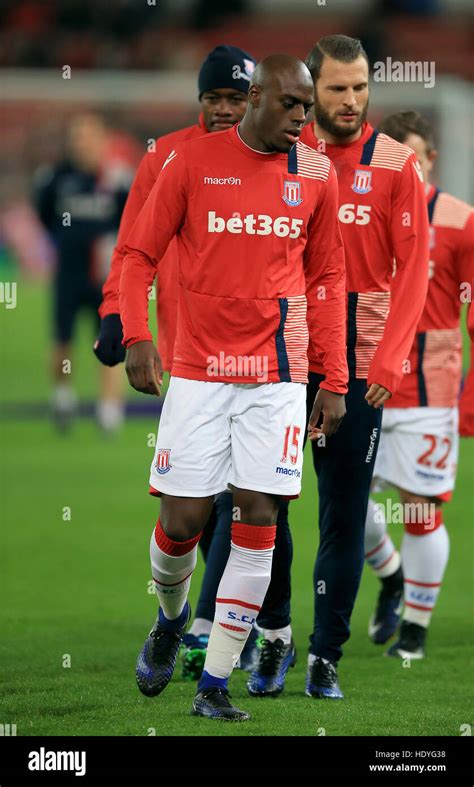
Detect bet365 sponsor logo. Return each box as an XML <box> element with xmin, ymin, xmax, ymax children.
<box><xmin>208</xmin><ymin>211</ymin><xmax>303</xmax><ymax>237</ymax></box>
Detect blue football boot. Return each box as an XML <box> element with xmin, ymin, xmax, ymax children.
<box><xmin>192</xmin><ymin>687</ymin><xmax>250</xmax><ymax>721</ymax></box>
<box><xmin>305</xmin><ymin>656</ymin><xmax>344</xmax><ymax>699</ymax></box>
<box><xmin>385</xmin><ymin>621</ymin><xmax>426</xmax><ymax>660</ymax></box>
<box><xmin>247</xmin><ymin>638</ymin><xmax>296</xmax><ymax>697</ymax></box>
<box><xmin>136</xmin><ymin>603</ymin><xmax>191</xmax><ymax>697</ymax></box>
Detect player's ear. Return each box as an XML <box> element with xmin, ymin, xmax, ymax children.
<box><xmin>426</xmin><ymin>148</ymin><xmax>438</xmax><ymax>175</ymax></box>
<box><xmin>248</xmin><ymin>84</ymin><xmax>261</xmax><ymax>107</ymax></box>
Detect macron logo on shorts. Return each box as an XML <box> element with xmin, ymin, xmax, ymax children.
<box><xmin>275</xmin><ymin>466</ymin><xmax>301</xmax><ymax>478</ymax></box>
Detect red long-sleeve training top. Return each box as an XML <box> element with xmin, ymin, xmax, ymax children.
<box><xmin>300</xmin><ymin>121</ymin><xmax>430</xmax><ymax>395</ymax></box>
<box><xmin>120</xmin><ymin>124</ymin><xmax>348</xmax><ymax>391</ymax></box>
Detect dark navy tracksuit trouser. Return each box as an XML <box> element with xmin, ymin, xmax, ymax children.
<box><xmin>305</xmin><ymin>373</ymin><xmax>382</xmax><ymax>662</ymax></box>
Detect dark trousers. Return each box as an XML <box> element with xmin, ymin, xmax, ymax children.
<box><xmin>304</xmin><ymin>373</ymin><xmax>382</xmax><ymax>662</ymax></box>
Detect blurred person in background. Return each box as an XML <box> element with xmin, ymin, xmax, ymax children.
<box><xmin>33</xmin><ymin>112</ymin><xmax>133</xmax><ymax>432</ymax></box>
<box><xmin>364</xmin><ymin>111</ymin><xmax>473</xmax><ymax>659</ymax></box>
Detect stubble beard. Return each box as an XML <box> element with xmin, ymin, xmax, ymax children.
<box><xmin>314</xmin><ymin>97</ymin><xmax>369</xmax><ymax>139</ymax></box>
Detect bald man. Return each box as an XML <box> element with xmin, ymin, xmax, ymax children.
<box><xmin>120</xmin><ymin>55</ymin><xmax>348</xmax><ymax>721</ymax></box>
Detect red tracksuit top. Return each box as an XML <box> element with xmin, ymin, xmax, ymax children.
<box><xmin>387</xmin><ymin>185</ymin><xmax>474</xmax><ymax>422</ymax></box>
<box><xmin>120</xmin><ymin>124</ymin><xmax>348</xmax><ymax>392</ymax></box>
<box><xmin>99</xmin><ymin>115</ymin><xmax>209</xmax><ymax>370</ymax></box>
<box><xmin>300</xmin><ymin>121</ymin><xmax>430</xmax><ymax>395</ymax></box>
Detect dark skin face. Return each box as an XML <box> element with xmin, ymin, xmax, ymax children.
<box><xmin>239</xmin><ymin>57</ymin><xmax>314</xmax><ymax>153</ymax></box>
<box><xmin>200</xmin><ymin>87</ymin><xmax>249</xmax><ymax>132</ymax></box>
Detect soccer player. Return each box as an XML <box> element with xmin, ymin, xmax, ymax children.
<box><xmin>120</xmin><ymin>54</ymin><xmax>348</xmax><ymax>721</ymax></box>
<box><xmin>93</xmin><ymin>44</ymin><xmax>258</xmax><ymax>664</ymax></box>
<box><xmin>247</xmin><ymin>35</ymin><xmax>430</xmax><ymax>700</ymax></box>
<box><xmin>364</xmin><ymin>111</ymin><xmax>474</xmax><ymax>659</ymax></box>
<box><xmin>34</xmin><ymin>113</ymin><xmax>132</xmax><ymax>432</ymax></box>
<box><xmin>94</xmin><ymin>45</ymin><xmax>255</xmax><ymax>369</ymax></box>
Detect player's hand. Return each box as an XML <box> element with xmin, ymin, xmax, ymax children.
<box><xmin>93</xmin><ymin>314</ymin><xmax>126</xmax><ymax>367</ymax></box>
<box><xmin>308</xmin><ymin>389</ymin><xmax>346</xmax><ymax>439</ymax></box>
<box><xmin>365</xmin><ymin>383</ymin><xmax>391</xmax><ymax>409</ymax></box>
<box><xmin>125</xmin><ymin>340</ymin><xmax>163</xmax><ymax>396</ymax></box>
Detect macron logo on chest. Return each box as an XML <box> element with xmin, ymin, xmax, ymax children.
<box><xmin>203</xmin><ymin>176</ymin><xmax>241</xmax><ymax>186</ymax></box>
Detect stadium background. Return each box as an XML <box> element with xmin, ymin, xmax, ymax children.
<box><xmin>1</xmin><ymin>0</ymin><xmax>473</xmax><ymax>737</ymax></box>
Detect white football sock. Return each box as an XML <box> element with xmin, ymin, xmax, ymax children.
<box><xmin>308</xmin><ymin>653</ymin><xmax>331</xmax><ymax>666</ymax></box>
<box><xmin>150</xmin><ymin>519</ymin><xmax>200</xmax><ymax>621</ymax></box>
<box><xmin>263</xmin><ymin>625</ymin><xmax>292</xmax><ymax>645</ymax></box>
<box><xmin>188</xmin><ymin>618</ymin><xmax>212</xmax><ymax>637</ymax></box>
<box><xmin>365</xmin><ymin>498</ymin><xmax>400</xmax><ymax>578</ymax></box>
<box><xmin>203</xmin><ymin>523</ymin><xmax>276</xmax><ymax>679</ymax></box>
<box><xmin>402</xmin><ymin>523</ymin><xmax>449</xmax><ymax>628</ymax></box>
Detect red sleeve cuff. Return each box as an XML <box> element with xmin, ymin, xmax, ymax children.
<box><xmin>123</xmin><ymin>332</ymin><xmax>153</xmax><ymax>349</ymax></box>
<box><xmin>99</xmin><ymin>297</ymin><xmax>120</xmax><ymax>320</ymax></box>
<box><xmin>367</xmin><ymin>366</ymin><xmax>399</xmax><ymax>396</ymax></box>
<box><xmin>318</xmin><ymin>379</ymin><xmax>348</xmax><ymax>395</ymax></box>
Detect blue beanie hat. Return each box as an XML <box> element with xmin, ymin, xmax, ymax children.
<box><xmin>198</xmin><ymin>45</ymin><xmax>256</xmax><ymax>99</ymax></box>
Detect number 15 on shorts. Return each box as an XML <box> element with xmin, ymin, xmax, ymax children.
<box><xmin>281</xmin><ymin>425</ymin><xmax>301</xmax><ymax>465</ymax></box>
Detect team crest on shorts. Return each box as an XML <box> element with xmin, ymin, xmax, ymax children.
<box><xmin>352</xmin><ymin>169</ymin><xmax>372</xmax><ymax>194</ymax></box>
<box><xmin>156</xmin><ymin>449</ymin><xmax>172</xmax><ymax>474</ymax></box>
<box><xmin>283</xmin><ymin>180</ymin><xmax>303</xmax><ymax>207</ymax></box>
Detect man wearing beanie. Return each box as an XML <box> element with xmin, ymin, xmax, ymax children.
<box><xmin>94</xmin><ymin>44</ymin><xmax>255</xmax><ymax>370</ymax></box>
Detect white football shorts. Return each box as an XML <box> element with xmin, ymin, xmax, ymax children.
<box><xmin>149</xmin><ymin>376</ymin><xmax>307</xmax><ymax>498</ymax></box>
<box><xmin>372</xmin><ymin>407</ymin><xmax>459</xmax><ymax>500</ymax></box>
